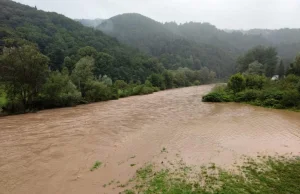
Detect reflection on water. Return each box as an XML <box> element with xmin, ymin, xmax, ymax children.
<box><xmin>0</xmin><ymin>85</ymin><xmax>300</xmax><ymax>194</ymax></box>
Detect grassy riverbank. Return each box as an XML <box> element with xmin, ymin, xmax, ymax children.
<box><xmin>122</xmin><ymin>155</ymin><xmax>300</xmax><ymax>194</ymax></box>
<box><xmin>203</xmin><ymin>74</ymin><xmax>300</xmax><ymax>111</ymax></box>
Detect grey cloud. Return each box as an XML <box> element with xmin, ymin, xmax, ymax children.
<box><xmin>14</xmin><ymin>0</ymin><xmax>300</xmax><ymax>29</ymax></box>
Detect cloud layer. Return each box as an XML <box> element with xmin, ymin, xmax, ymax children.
<box><xmin>14</xmin><ymin>0</ymin><xmax>300</xmax><ymax>29</ymax></box>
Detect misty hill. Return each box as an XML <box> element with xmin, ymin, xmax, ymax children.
<box><xmin>0</xmin><ymin>0</ymin><xmax>163</xmax><ymax>81</ymax></box>
<box><xmin>75</xmin><ymin>18</ymin><xmax>103</xmax><ymax>28</ymax></box>
<box><xmin>94</xmin><ymin>13</ymin><xmax>300</xmax><ymax>64</ymax></box>
<box><xmin>97</xmin><ymin>13</ymin><xmax>236</xmax><ymax>77</ymax></box>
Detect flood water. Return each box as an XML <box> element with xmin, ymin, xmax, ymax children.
<box><xmin>0</xmin><ymin>85</ymin><xmax>300</xmax><ymax>194</ymax></box>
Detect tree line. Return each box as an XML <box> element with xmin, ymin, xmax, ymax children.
<box><xmin>203</xmin><ymin>46</ymin><xmax>300</xmax><ymax>110</ymax></box>
<box><xmin>0</xmin><ymin>42</ymin><xmax>216</xmax><ymax>113</ymax></box>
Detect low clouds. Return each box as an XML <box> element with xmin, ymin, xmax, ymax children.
<box><xmin>14</xmin><ymin>0</ymin><xmax>300</xmax><ymax>29</ymax></box>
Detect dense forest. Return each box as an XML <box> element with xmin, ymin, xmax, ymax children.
<box><xmin>98</xmin><ymin>14</ymin><xmax>236</xmax><ymax>78</ymax></box>
<box><xmin>93</xmin><ymin>13</ymin><xmax>300</xmax><ymax>74</ymax></box>
<box><xmin>0</xmin><ymin>0</ymin><xmax>216</xmax><ymax>114</ymax></box>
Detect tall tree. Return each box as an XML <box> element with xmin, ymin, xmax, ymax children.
<box><xmin>237</xmin><ymin>46</ymin><xmax>278</xmax><ymax>77</ymax></box>
<box><xmin>0</xmin><ymin>45</ymin><xmax>49</xmax><ymax>111</ymax></box>
<box><xmin>278</xmin><ymin>60</ymin><xmax>285</xmax><ymax>78</ymax></box>
<box><xmin>71</xmin><ymin>56</ymin><xmax>95</xmax><ymax>97</ymax></box>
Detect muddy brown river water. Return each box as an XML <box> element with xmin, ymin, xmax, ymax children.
<box><xmin>0</xmin><ymin>85</ymin><xmax>300</xmax><ymax>194</ymax></box>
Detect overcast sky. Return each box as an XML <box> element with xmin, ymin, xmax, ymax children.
<box><xmin>14</xmin><ymin>0</ymin><xmax>300</xmax><ymax>29</ymax></box>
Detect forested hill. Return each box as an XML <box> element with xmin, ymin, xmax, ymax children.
<box><xmin>0</xmin><ymin>0</ymin><xmax>164</xmax><ymax>82</ymax></box>
<box><xmin>97</xmin><ymin>13</ymin><xmax>236</xmax><ymax>78</ymax></box>
<box><xmin>93</xmin><ymin>13</ymin><xmax>300</xmax><ymax>67</ymax></box>
<box><xmin>164</xmin><ymin>22</ymin><xmax>300</xmax><ymax>62</ymax></box>
<box><xmin>74</xmin><ymin>19</ymin><xmax>103</xmax><ymax>28</ymax></box>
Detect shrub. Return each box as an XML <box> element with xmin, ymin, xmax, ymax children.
<box><xmin>202</xmin><ymin>92</ymin><xmax>232</xmax><ymax>102</ymax></box>
<box><xmin>281</xmin><ymin>90</ymin><xmax>300</xmax><ymax>107</ymax></box>
<box><xmin>85</xmin><ymin>80</ymin><xmax>118</xmax><ymax>102</ymax></box>
<box><xmin>235</xmin><ymin>89</ymin><xmax>260</xmax><ymax>102</ymax></box>
<box><xmin>263</xmin><ymin>98</ymin><xmax>280</xmax><ymax>107</ymax></box>
<box><xmin>193</xmin><ymin>80</ymin><xmax>201</xmax><ymax>86</ymax></box>
<box><xmin>147</xmin><ymin>74</ymin><xmax>165</xmax><ymax>89</ymax></box>
<box><xmin>114</xmin><ymin>80</ymin><xmax>128</xmax><ymax>90</ymax></box>
<box><xmin>285</xmin><ymin>74</ymin><xmax>300</xmax><ymax>84</ymax></box>
<box><xmin>245</xmin><ymin>75</ymin><xmax>266</xmax><ymax>90</ymax></box>
<box><xmin>228</xmin><ymin>73</ymin><xmax>246</xmax><ymax>93</ymax></box>
<box><xmin>259</xmin><ymin>89</ymin><xmax>284</xmax><ymax>101</ymax></box>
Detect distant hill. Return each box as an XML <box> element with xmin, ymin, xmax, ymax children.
<box><xmin>0</xmin><ymin>0</ymin><xmax>162</xmax><ymax>81</ymax></box>
<box><xmin>97</xmin><ymin>13</ymin><xmax>236</xmax><ymax>77</ymax></box>
<box><xmin>87</xmin><ymin>13</ymin><xmax>300</xmax><ymax>68</ymax></box>
<box><xmin>75</xmin><ymin>18</ymin><xmax>103</xmax><ymax>28</ymax></box>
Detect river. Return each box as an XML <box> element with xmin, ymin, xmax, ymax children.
<box><xmin>0</xmin><ymin>85</ymin><xmax>300</xmax><ymax>194</ymax></box>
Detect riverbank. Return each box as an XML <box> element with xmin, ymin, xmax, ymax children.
<box><xmin>121</xmin><ymin>155</ymin><xmax>300</xmax><ymax>194</ymax></box>
<box><xmin>203</xmin><ymin>74</ymin><xmax>300</xmax><ymax>111</ymax></box>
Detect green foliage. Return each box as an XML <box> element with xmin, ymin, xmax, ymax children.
<box><xmin>245</xmin><ymin>74</ymin><xmax>266</xmax><ymax>90</ymax></box>
<box><xmin>97</xmin><ymin>13</ymin><xmax>236</xmax><ymax>78</ymax></box>
<box><xmin>124</xmin><ymin>156</ymin><xmax>300</xmax><ymax>194</ymax></box>
<box><xmin>41</xmin><ymin>68</ymin><xmax>81</xmax><ymax>108</ymax></box>
<box><xmin>245</xmin><ymin>61</ymin><xmax>265</xmax><ymax>75</ymax></box>
<box><xmin>281</xmin><ymin>90</ymin><xmax>300</xmax><ymax>107</ymax></box>
<box><xmin>203</xmin><ymin>73</ymin><xmax>300</xmax><ymax>110</ymax></box>
<box><xmin>85</xmin><ymin>80</ymin><xmax>118</xmax><ymax>102</ymax></box>
<box><xmin>235</xmin><ymin>89</ymin><xmax>260</xmax><ymax>102</ymax></box>
<box><xmin>0</xmin><ymin>87</ymin><xmax>7</xmax><ymax>108</ymax></box>
<box><xmin>228</xmin><ymin>73</ymin><xmax>246</xmax><ymax>93</ymax></box>
<box><xmin>0</xmin><ymin>45</ymin><xmax>49</xmax><ymax>112</ymax></box>
<box><xmin>90</xmin><ymin>161</ymin><xmax>102</xmax><ymax>171</ymax></box>
<box><xmin>71</xmin><ymin>56</ymin><xmax>95</xmax><ymax>97</ymax></box>
<box><xmin>278</xmin><ymin>60</ymin><xmax>285</xmax><ymax>78</ymax></box>
<box><xmin>202</xmin><ymin>86</ymin><xmax>232</xmax><ymax>102</ymax></box>
<box><xmin>114</xmin><ymin>80</ymin><xmax>128</xmax><ymax>90</ymax></box>
<box><xmin>287</xmin><ymin>53</ymin><xmax>300</xmax><ymax>76</ymax></box>
<box><xmin>162</xmin><ymin>71</ymin><xmax>174</xmax><ymax>89</ymax></box>
<box><xmin>237</xmin><ymin>46</ymin><xmax>278</xmax><ymax>77</ymax></box>
<box><xmin>147</xmin><ymin>74</ymin><xmax>165</xmax><ymax>90</ymax></box>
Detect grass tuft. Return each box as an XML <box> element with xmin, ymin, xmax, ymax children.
<box><xmin>90</xmin><ymin>160</ymin><xmax>102</xmax><ymax>171</ymax></box>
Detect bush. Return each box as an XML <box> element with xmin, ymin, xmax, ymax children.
<box><xmin>235</xmin><ymin>89</ymin><xmax>260</xmax><ymax>102</ymax></box>
<box><xmin>147</xmin><ymin>74</ymin><xmax>165</xmax><ymax>90</ymax></box>
<box><xmin>193</xmin><ymin>80</ymin><xmax>201</xmax><ymax>86</ymax></box>
<box><xmin>202</xmin><ymin>92</ymin><xmax>232</xmax><ymax>102</ymax></box>
<box><xmin>85</xmin><ymin>80</ymin><xmax>118</xmax><ymax>102</ymax></box>
<box><xmin>114</xmin><ymin>80</ymin><xmax>128</xmax><ymax>90</ymax></box>
<box><xmin>259</xmin><ymin>89</ymin><xmax>284</xmax><ymax>101</ymax></box>
<box><xmin>245</xmin><ymin>75</ymin><xmax>266</xmax><ymax>90</ymax></box>
<box><xmin>281</xmin><ymin>90</ymin><xmax>300</xmax><ymax>107</ymax></box>
<box><xmin>228</xmin><ymin>73</ymin><xmax>246</xmax><ymax>93</ymax></box>
<box><xmin>263</xmin><ymin>98</ymin><xmax>280</xmax><ymax>107</ymax></box>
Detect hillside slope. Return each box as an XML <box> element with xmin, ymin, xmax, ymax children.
<box><xmin>97</xmin><ymin>13</ymin><xmax>236</xmax><ymax>77</ymax></box>
<box><xmin>0</xmin><ymin>0</ymin><xmax>162</xmax><ymax>81</ymax></box>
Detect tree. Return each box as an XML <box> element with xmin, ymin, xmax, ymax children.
<box><xmin>94</xmin><ymin>52</ymin><xmax>114</xmax><ymax>77</ymax></box>
<box><xmin>99</xmin><ymin>75</ymin><xmax>113</xmax><ymax>86</ymax></box>
<box><xmin>162</xmin><ymin>71</ymin><xmax>174</xmax><ymax>89</ymax></box>
<box><xmin>71</xmin><ymin>56</ymin><xmax>95</xmax><ymax>97</ymax></box>
<box><xmin>237</xmin><ymin>46</ymin><xmax>278</xmax><ymax>77</ymax></box>
<box><xmin>245</xmin><ymin>61</ymin><xmax>264</xmax><ymax>75</ymax></box>
<box><xmin>42</xmin><ymin>68</ymin><xmax>81</xmax><ymax>107</ymax></box>
<box><xmin>278</xmin><ymin>60</ymin><xmax>285</xmax><ymax>78</ymax></box>
<box><xmin>0</xmin><ymin>45</ymin><xmax>49</xmax><ymax>111</ymax></box>
<box><xmin>78</xmin><ymin>46</ymin><xmax>98</xmax><ymax>58</ymax></box>
<box><xmin>228</xmin><ymin>73</ymin><xmax>246</xmax><ymax>94</ymax></box>
<box><xmin>288</xmin><ymin>53</ymin><xmax>300</xmax><ymax>76</ymax></box>
<box><xmin>147</xmin><ymin>73</ymin><xmax>165</xmax><ymax>89</ymax></box>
